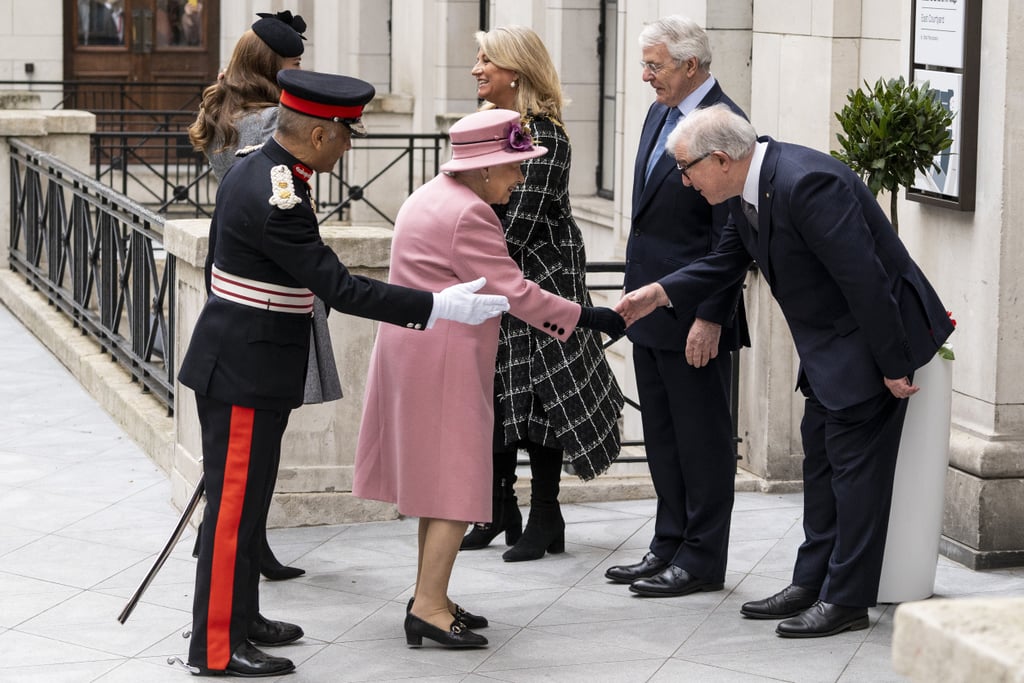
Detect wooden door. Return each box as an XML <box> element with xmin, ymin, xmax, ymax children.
<box><xmin>65</xmin><ymin>0</ymin><xmax>219</xmax><ymax>115</ymax></box>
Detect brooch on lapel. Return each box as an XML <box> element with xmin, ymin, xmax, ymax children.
<box><xmin>234</xmin><ymin>143</ymin><xmax>264</xmax><ymax>157</ymax></box>
<box><xmin>268</xmin><ymin>165</ymin><xmax>302</xmax><ymax>210</ymax></box>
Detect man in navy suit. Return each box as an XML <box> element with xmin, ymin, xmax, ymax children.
<box><xmin>616</xmin><ymin>103</ymin><xmax>954</xmax><ymax>637</ymax></box>
<box><xmin>603</xmin><ymin>16</ymin><xmax>747</xmax><ymax>598</ymax></box>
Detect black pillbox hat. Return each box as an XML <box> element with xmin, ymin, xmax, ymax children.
<box><xmin>277</xmin><ymin>69</ymin><xmax>375</xmax><ymax>137</ymax></box>
<box><xmin>252</xmin><ymin>11</ymin><xmax>306</xmax><ymax>58</ymax></box>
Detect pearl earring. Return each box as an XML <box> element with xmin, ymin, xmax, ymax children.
<box><xmin>510</xmin><ymin>80</ymin><xmax>517</xmax><ymax>89</ymax></box>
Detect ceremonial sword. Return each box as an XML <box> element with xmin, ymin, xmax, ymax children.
<box><xmin>117</xmin><ymin>477</ymin><xmax>205</xmax><ymax>624</ymax></box>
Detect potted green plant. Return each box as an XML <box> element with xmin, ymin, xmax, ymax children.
<box><xmin>832</xmin><ymin>76</ymin><xmax>954</xmax><ymax>233</ymax></box>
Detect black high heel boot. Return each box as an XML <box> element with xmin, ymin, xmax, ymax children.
<box><xmin>502</xmin><ymin>444</ymin><xmax>566</xmax><ymax>562</ymax></box>
<box><xmin>260</xmin><ymin>533</ymin><xmax>305</xmax><ymax>581</ymax></box>
<box><xmin>501</xmin><ymin>502</ymin><xmax>565</xmax><ymax>561</ymax></box>
<box><xmin>461</xmin><ymin>447</ymin><xmax>522</xmax><ymax>550</ymax></box>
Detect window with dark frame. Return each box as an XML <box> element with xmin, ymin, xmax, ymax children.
<box><xmin>597</xmin><ymin>0</ymin><xmax>617</xmax><ymax>199</ymax></box>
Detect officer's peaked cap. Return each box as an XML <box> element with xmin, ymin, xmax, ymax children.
<box><xmin>277</xmin><ymin>69</ymin><xmax>375</xmax><ymax>137</ymax></box>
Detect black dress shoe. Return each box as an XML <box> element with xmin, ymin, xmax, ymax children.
<box><xmin>190</xmin><ymin>641</ymin><xmax>295</xmax><ymax>677</ymax></box>
<box><xmin>406</xmin><ymin>597</ymin><xmax>488</xmax><ymax>629</ymax></box>
<box><xmin>605</xmin><ymin>552</ymin><xmax>669</xmax><ymax>584</ymax></box>
<box><xmin>776</xmin><ymin>601</ymin><xmax>869</xmax><ymax>638</ymax></box>
<box><xmin>628</xmin><ymin>565</ymin><xmax>724</xmax><ymax>597</ymax></box>
<box><xmin>247</xmin><ymin>614</ymin><xmax>304</xmax><ymax>646</ymax></box>
<box><xmin>740</xmin><ymin>584</ymin><xmax>819</xmax><ymax>619</ymax></box>
<box><xmin>404</xmin><ymin>613</ymin><xmax>488</xmax><ymax>648</ymax></box>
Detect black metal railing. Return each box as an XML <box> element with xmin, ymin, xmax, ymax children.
<box><xmin>92</xmin><ymin>128</ymin><xmax>215</xmax><ymax>217</ymax></box>
<box><xmin>315</xmin><ymin>133</ymin><xmax>449</xmax><ymax>225</ymax></box>
<box><xmin>88</xmin><ymin>129</ymin><xmax>449</xmax><ymax>223</ymax></box>
<box><xmin>583</xmin><ymin>261</ymin><xmax>643</xmax><ymax>457</ymax></box>
<box><xmin>2</xmin><ymin>80</ymin><xmax>448</xmax><ymax>223</ymax></box>
<box><xmin>9</xmin><ymin>138</ymin><xmax>175</xmax><ymax>411</ymax></box>
<box><xmin>0</xmin><ymin>79</ymin><xmax>206</xmax><ymax>118</ymax></box>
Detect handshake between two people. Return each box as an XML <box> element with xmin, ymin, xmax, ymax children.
<box><xmin>431</xmin><ymin>277</ymin><xmax>670</xmax><ymax>343</ymax></box>
<box><xmin>576</xmin><ymin>281</ymin><xmax>670</xmax><ymax>340</ymax></box>
<box><xmin>580</xmin><ymin>281</ymin><xmax>670</xmax><ymax>341</ymax></box>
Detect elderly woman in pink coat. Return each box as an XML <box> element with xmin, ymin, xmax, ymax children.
<box><xmin>354</xmin><ymin>109</ymin><xmax>624</xmax><ymax>649</ymax></box>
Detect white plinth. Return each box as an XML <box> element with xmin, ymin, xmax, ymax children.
<box><xmin>877</xmin><ymin>353</ymin><xmax>953</xmax><ymax>603</ymax></box>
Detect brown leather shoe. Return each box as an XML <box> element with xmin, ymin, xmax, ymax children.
<box><xmin>740</xmin><ymin>584</ymin><xmax>819</xmax><ymax>619</ymax></box>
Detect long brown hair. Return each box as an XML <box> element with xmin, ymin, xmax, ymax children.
<box><xmin>188</xmin><ymin>30</ymin><xmax>283</xmax><ymax>154</ymax></box>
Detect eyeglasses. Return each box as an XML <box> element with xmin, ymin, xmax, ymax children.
<box><xmin>639</xmin><ymin>60</ymin><xmax>672</xmax><ymax>75</ymax></box>
<box><xmin>676</xmin><ymin>151</ymin><xmax>713</xmax><ymax>179</ymax></box>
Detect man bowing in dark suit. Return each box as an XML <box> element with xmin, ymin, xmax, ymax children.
<box><xmin>616</xmin><ymin>103</ymin><xmax>954</xmax><ymax>637</ymax></box>
<box><xmin>603</xmin><ymin>16</ymin><xmax>747</xmax><ymax>598</ymax></box>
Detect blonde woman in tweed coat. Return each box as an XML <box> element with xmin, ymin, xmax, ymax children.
<box><xmin>461</xmin><ymin>26</ymin><xmax>625</xmax><ymax>562</ymax></box>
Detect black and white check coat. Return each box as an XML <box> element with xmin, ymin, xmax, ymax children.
<box><xmin>493</xmin><ymin>115</ymin><xmax>624</xmax><ymax>480</ymax></box>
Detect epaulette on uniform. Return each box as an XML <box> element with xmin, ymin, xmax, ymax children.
<box><xmin>268</xmin><ymin>164</ymin><xmax>302</xmax><ymax>210</ymax></box>
<box><xmin>235</xmin><ymin>143</ymin><xmax>265</xmax><ymax>157</ymax></box>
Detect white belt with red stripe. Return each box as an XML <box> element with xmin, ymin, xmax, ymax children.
<box><xmin>210</xmin><ymin>265</ymin><xmax>314</xmax><ymax>315</ymax></box>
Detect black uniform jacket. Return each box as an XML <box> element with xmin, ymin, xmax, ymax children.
<box><xmin>179</xmin><ymin>137</ymin><xmax>432</xmax><ymax>411</ymax></box>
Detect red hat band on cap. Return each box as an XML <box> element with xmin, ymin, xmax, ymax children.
<box><xmin>280</xmin><ymin>90</ymin><xmax>364</xmax><ymax>121</ymax></box>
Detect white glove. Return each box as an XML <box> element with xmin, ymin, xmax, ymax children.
<box><xmin>427</xmin><ymin>277</ymin><xmax>509</xmax><ymax>328</ymax></box>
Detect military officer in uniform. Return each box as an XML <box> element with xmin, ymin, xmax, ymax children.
<box><xmin>179</xmin><ymin>69</ymin><xmax>510</xmax><ymax>678</ymax></box>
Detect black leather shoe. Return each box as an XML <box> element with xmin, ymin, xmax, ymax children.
<box><xmin>404</xmin><ymin>613</ymin><xmax>488</xmax><ymax>648</ymax></box>
<box><xmin>406</xmin><ymin>597</ymin><xmax>488</xmax><ymax>629</ymax></box>
<box><xmin>740</xmin><ymin>584</ymin><xmax>819</xmax><ymax>619</ymax></box>
<box><xmin>247</xmin><ymin>614</ymin><xmax>304</xmax><ymax>647</ymax></box>
<box><xmin>190</xmin><ymin>641</ymin><xmax>295</xmax><ymax>677</ymax></box>
<box><xmin>605</xmin><ymin>552</ymin><xmax>669</xmax><ymax>584</ymax></box>
<box><xmin>628</xmin><ymin>565</ymin><xmax>724</xmax><ymax>597</ymax></box>
<box><xmin>776</xmin><ymin>601</ymin><xmax>869</xmax><ymax>638</ymax></box>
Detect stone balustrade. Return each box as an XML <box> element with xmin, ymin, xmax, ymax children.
<box><xmin>893</xmin><ymin>597</ymin><xmax>1024</xmax><ymax>682</ymax></box>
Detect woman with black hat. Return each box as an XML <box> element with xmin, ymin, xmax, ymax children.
<box><xmin>189</xmin><ymin>11</ymin><xmax>306</xmax><ymax>181</ymax></box>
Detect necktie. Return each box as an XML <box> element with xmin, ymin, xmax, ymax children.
<box><xmin>645</xmin><ymin>107</ymin><xmax>682</xmax><ymax>182</ymax></box>
<box><xmin>741</xmin><ymin>199</ymin><xmax>759</xmax><ymax>231</ymax></box>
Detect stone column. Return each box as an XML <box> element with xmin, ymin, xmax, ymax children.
<box><xmin>0</xmin><ymin>108</ymin><xmax>95</xmax><ymax>269</ymax></box>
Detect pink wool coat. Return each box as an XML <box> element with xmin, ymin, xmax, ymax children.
<box><xmin>353</xmin><ymin>174</ymin><xmax>582</xmax><ymax>522</ymax></box>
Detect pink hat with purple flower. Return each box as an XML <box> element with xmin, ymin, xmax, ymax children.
<box><xmin>440</xmin><ymin>109</ymin><xmax>548</xmax><ymax>172</ymax></box>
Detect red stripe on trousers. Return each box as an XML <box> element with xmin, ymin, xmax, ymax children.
<box><xmin>207</xmin><ymin>405</ymin><xmax>255</xmax><ymax>668</ymax></box>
